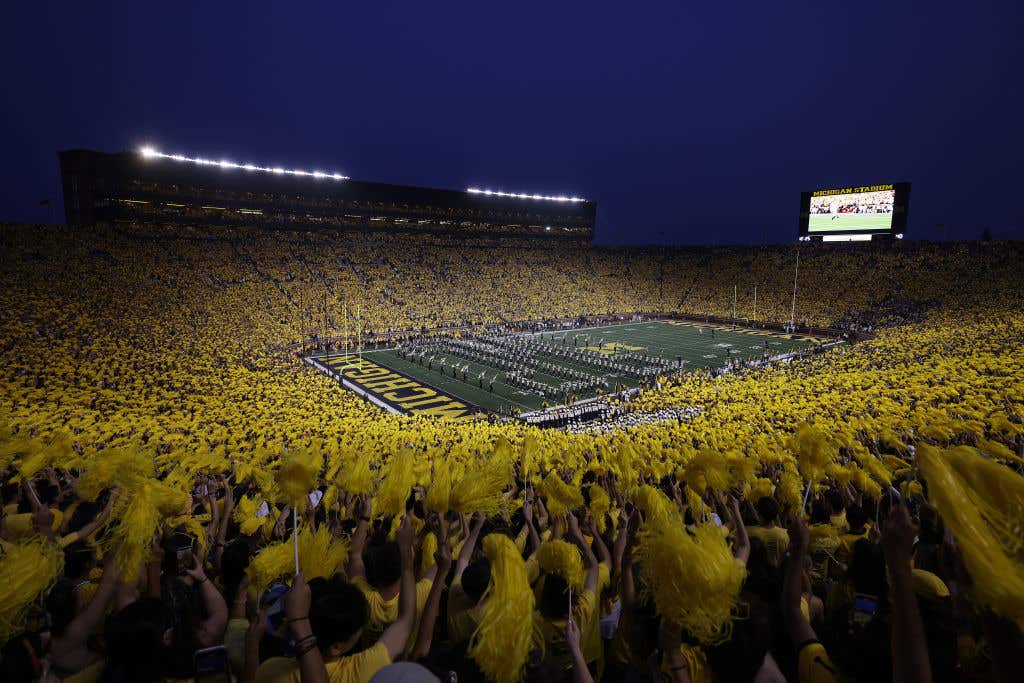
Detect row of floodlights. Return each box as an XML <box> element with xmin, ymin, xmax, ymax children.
<box><xmin>139</xmin><ymin>147</ymin><xmax>349</xmax><ymax>180</ymax></box>
<box><xmin>138</xmin><ymin>146</ymin><xmax>585</xmax><ymax>202</ymax></box>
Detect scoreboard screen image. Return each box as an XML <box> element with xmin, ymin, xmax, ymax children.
<box><xmin>798</xmin><ymin>183</ymin><xmax>910</xmax><ymax>236</ymax></box>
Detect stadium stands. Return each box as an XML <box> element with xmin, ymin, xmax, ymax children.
<box><xmin>1</xmin><ymin>221</ymin><xmax>1023</xmax><ymax>682</ymax></box>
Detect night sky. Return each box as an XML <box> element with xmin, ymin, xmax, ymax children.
<box><xmin>2</xmin><ymin>1</ymin><xmax>1022</xmax><ymax>245</ymax></box>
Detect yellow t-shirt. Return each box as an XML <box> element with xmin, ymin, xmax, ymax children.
<box><xmin>446</xmin><ymin>577</ymin><xmax>483</xmax><ymax>645</ymax></box>
<box><xmin>532</xmin><ymin>588</ymin><xmax>598</xmax><ymax>669</ymax></box>
<box><xmin>797</xmin><ymin>640</ymin><xmax>839</xmax><ymax>683</ymax></box>
<box><xmin>256</xmin><ymin>642</ymin><xmax>391</xmax><ymax>683</ymax></box>
<box><xmin>349</xmin><ymin>576</ymin><xmax>432</xmax><ymax>648</ymax></box>
<box><xmin>748</xmin><ymin>525</ymin><xmax>789</xmax><ymax>567</ymax></box>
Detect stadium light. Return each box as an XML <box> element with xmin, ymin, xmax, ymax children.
<box><xmin>466</xmin><ymin>187</ymin><xmax>586</xmax><ymax>203</ymax></box>
<box><xmin>137</xmin><ymin>146</ymin><xmax>350</xmax><ymax>180</ymax></box>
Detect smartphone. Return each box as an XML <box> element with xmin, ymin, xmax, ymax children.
<box><xmin>194</xmin><ymin>645</ymin><xmax>229</xmax><ymax>682</ymax></box>
<box><xmin>176</xmin><ymin>546</ymin><xmax>195</xmax><ymax>575</ymax></box>
<box><xmin>852</xmin><ymin>593</ymin><xmax>878</xmax><ymax>627</ymax></box>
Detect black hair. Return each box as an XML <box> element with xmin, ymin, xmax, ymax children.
<box><xmin>309</xmin><ymin>580</ymin><xmax>370</xmax><ymax>653</ymax></box>
<box><xmin>825</xmin><ymin>489</ymin><xmax>844</xmax><ymax>512</ymax></box>
<box><xmin>706</xmin><ymin>592</ymin><xmax>772</xmax><ymax>681</ymax></box>
<box><xmin>755</xmin><ymin>496</ymin><xmax>779</xmax><ymax>524</ymax></box>
<box><xmin>220</xmin><ymin>539</ymin><xmax>254</xmax><ymax>606</ymax></box>
<box><xmin>808</xmin><ymin>499</ymin><xmax>830</xmax><ymax>525</ymax></box>
<box><xmin>100</xmin><ymin>598</ymin><xmax>171</xmax><ymax>683</ymax></box>
<box><xmin>849</xmin><ymin>539</ymin><xmax>887</xmax><ymax>597</ymax></box>
<box><xmin>63</xmin><ymin>539</ymin><xmax>96</xmax><ymax>579</ymax></box>
<box><xmin>365</xmin><ymin>541</ymin><xmax>403</xmax><ymax>589</ymax></box>
<box><xmin>539</xmin><ymin>573</ymin><xmax>570</xmax><ymax>620</ymax></box>
<box><xmin>846</xmin><ymin>504</ymin><xmax>868</xmax><ymax>531</ymax></box>
<box><xmin>66</xmin><ymin>501</ymin><xmax>101</xmax><ymax>535</ymax></box>
<box><xmin>461</xmin><ymin>559</ymin><xmax>492</xmax><ymax>603</ymax></box>
<box><xmin>2</xmin><ymin>482</ymin><xmax>21</xmax><ymax>506</ymax></box>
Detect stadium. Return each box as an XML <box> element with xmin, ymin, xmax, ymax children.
<box><xmin>2</xmin><ymin>6</ymin><xmax>1023</xmax><ymax>682</ymax></box>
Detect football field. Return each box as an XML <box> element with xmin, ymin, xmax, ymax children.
<box><xmin>808</xmin><ymin>213</ymin><xmax>893</xmax><ymax>232</ymax></box>
<box><xmin>308</xmin><ymin>320</ymin><xmax>832</xmax><ymax>417</ymax></box>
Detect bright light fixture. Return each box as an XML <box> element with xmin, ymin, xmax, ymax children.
<box><xmin>466</xmin><ymin>187</ymin><xmax>586</xmax><ymax>203</ymax></box>
<box><xmin>138</xmin><ymin>146</ymin><xmax>349</xmax><ymax>180</ymax></box>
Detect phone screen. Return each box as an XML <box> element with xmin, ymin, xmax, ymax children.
<box><xmin>851</xmin><ymin>598</ymin><xmax>876</xmax><ymax>618</ymax></box>
<box><xmin>176</xmin><ymin>547</ymin><xmax>195</xmax><ymax>575</ymax></box>
<box><xmin>194</xmin><ymin>645</ymin><xmax>229</xmax><ymax>681</ymax></box>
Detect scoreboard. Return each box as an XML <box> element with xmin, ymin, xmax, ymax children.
<box><xmin>798</xmin><ymin>182</ymin><xmax>910</xmax><ymax>238</ymax></box>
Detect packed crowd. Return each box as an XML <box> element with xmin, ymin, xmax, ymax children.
<box><xmin>1</xmin><ymin>222</ymin><xmax>1023</xmax><ymax>682</ymax></box>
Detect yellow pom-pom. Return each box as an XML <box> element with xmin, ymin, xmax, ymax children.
<box><xmin>791</xmin><ymin>424</ymin><xmax>835</xmax><ymax>485</ymax></box>
<box><xmin>747</xmin><ymin>477</ymin><xmax>775</xmax><ymax>503</ymax></box>
<box><xmin>338</xmin><ymin>456</ymin><xmax>374</xmax><ymax>496</ymax></box>
<box><xmin>450</xmin><ymin>450</ymin><xmax>512</xmax><ymax>516</ymax></box>
<box><xmin>425</xmin><ymin>460</ymin><xmax>452</xmax><ymax>514</ymax></box>
<box><xmin>0</xmin><ymin>537</ymin><xmax>64</xmax><ymax>639</ymax></box>
<box><xmin>587</xmin><ymin>484</ymin><xmax>611</xmax><ymax>533</ymax></box>
<box><xmin>374</xmin><ymin>451</ymin><xmax>416</xmax><ymax>518</ymax></box>
<box><xmin>684</xmin><ymin>448</ymin><xmax>732</xmax><ymax>494</ymax></box>
<box><xmin>537</xmin><ymin>539</ymin><xmax>584</xmax><ymax>590</ymax></box>
<box><xmin>638</xmin><ymin>520</ymin><xmax>746</xmax><ymax>644</ymax></box>
<box><xmin>469</xmin><ymin>534</ymin><xmax>535</xmax><ymax>683</ymax></box>
<box><xmin>276</xmin><ymin>450</ymin><xmax>320</xmax><ymax>508</ymax></box>
<box><xmin>540</xmin><ymin>471</ymin><xmax>584</xmax><ymax>518</ymax></box>
<box><xmin>916</xmin><ymin>444</ymin><xmax>1024</xmax><ymax>624</ymax></box>
<box><xmin>247</xmin><ymin>525</ymin><xmax>348</xmax><ymax>595</ymax></box>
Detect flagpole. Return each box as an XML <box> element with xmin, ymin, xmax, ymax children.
<box><xmin>790</xmin><ymin>247</ymin><xmax>800</xmax><ymax>332</ymax></box>
<box><xmin>733</xmin><ymin>284</ymin><xmax>737</xmax><ymax>326</ymax></box>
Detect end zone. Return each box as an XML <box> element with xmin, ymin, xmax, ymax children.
<box><xmin>306</xmin><ymin>354</ymin><xmax>476</xmax><ymax>420</ymax></box>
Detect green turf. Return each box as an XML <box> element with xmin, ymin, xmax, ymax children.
<box><xmin>355</xmin><ymin>321</ymin><xmax>825</xmax><ymax>414</ymax></box>
<box><xmin>808</xmin><ymin>212</ymin><xmax>893</xmax><ymax>232</ymax></box>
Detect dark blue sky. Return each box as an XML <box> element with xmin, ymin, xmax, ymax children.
<box><xmin>2</xmin><ymin>1</ymin><xmax>1021</xmax><ymax>245</ymax></box>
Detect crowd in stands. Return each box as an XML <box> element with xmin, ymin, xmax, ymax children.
<box><xmin>1</xmin><ymin>222</ymin><xmax>1023</xmax><ymax>682</ymax></box>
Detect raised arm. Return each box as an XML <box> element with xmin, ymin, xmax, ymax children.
<box><xmin>566</xmin><ymin>618</ymin><xmax>596</xmax><ymax>683</ymax></box>
<box><xmin>185</xmin><ymin>554</ymin><xmax>229</xmax><ymax>647</ymax></box>
<box><xmin>783</xmin><ymin>515</ymin><xmax>816</xmax><ymax>646</ymax></box>
<box><xmin>728</xmin><ymin>496</ymin><xmax>750</xmax><ymax>564</ymax></box>
<box><xmin>283</xmin><ymin>572</ymin><xmax>329</xmax><ymax>683</ymax></box>
<box><xmin>453</xmin><ymin>512</ymin><xmax>485</xmax><ymax>582</ymax></box>
<box><xmin>346</xmin><ymin>495</ymin><xmax>371</xmax><ymax>580</ymax></box>
<box><xmin>411</xmin><ymin>529</ymin><xmax>453</xmax><ymax>660</ymax></box>
<box><xmin>377</xmin><ymin>515</ymin><xmax>417</xmax><ymax>661</ymax></box>
<box><xmin>567</xmin><ymin>512</ymin><xmax>599</xmax><ymax>595</ymax></box>
<box><xmin>522</xmin><ymin>496</ymin><xmax>542</xmax><ymax>558</ymax></box>
<box><xmin>586</xmin><ymin>515</ymin><xmax>612</xmax><ymax>569</ymax></box>
<box><xmin>881</xmin><ymin>501</ymin><xmax>931</xmax><ymax>683</ymax></box>
<box><xmin>62</xmin><ymin>556</ymin><xmax>122</xmax><ymax>647</ymax></box>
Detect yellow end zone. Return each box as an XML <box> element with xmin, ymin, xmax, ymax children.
<box><xmin>320</xmin><ymin>355</ymin><xmax>474</xmax><ymax>420</ymax></box>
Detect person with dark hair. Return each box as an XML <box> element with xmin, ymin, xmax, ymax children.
<box><xmin>748</xmin><ymin>496</ymin><xmax>788</xmax><ymax>568</ymax></box>
<box><xmin>255</xmin><ymin>516</ymin><xmax>419</xmax><ymax>682</ymax></box>
<box><xmin>100</xmin><ymin>597</ymin><xmax>174</xmax><ymax>683</ymax></box>
<box><xmin>46</xmin><ymin>553</ymin><xmax>120</xmax><ymax>678</ymax></box>
<box><xmin>783</xmin><ymin>515</ymin><xmax>840</xmax><ymax>683</ymax></box>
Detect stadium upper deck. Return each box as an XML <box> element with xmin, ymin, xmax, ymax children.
<box><xmin>58</xmin><ymin>148</ymin><xmax>596</xmax><ymax>241</ymax></box>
